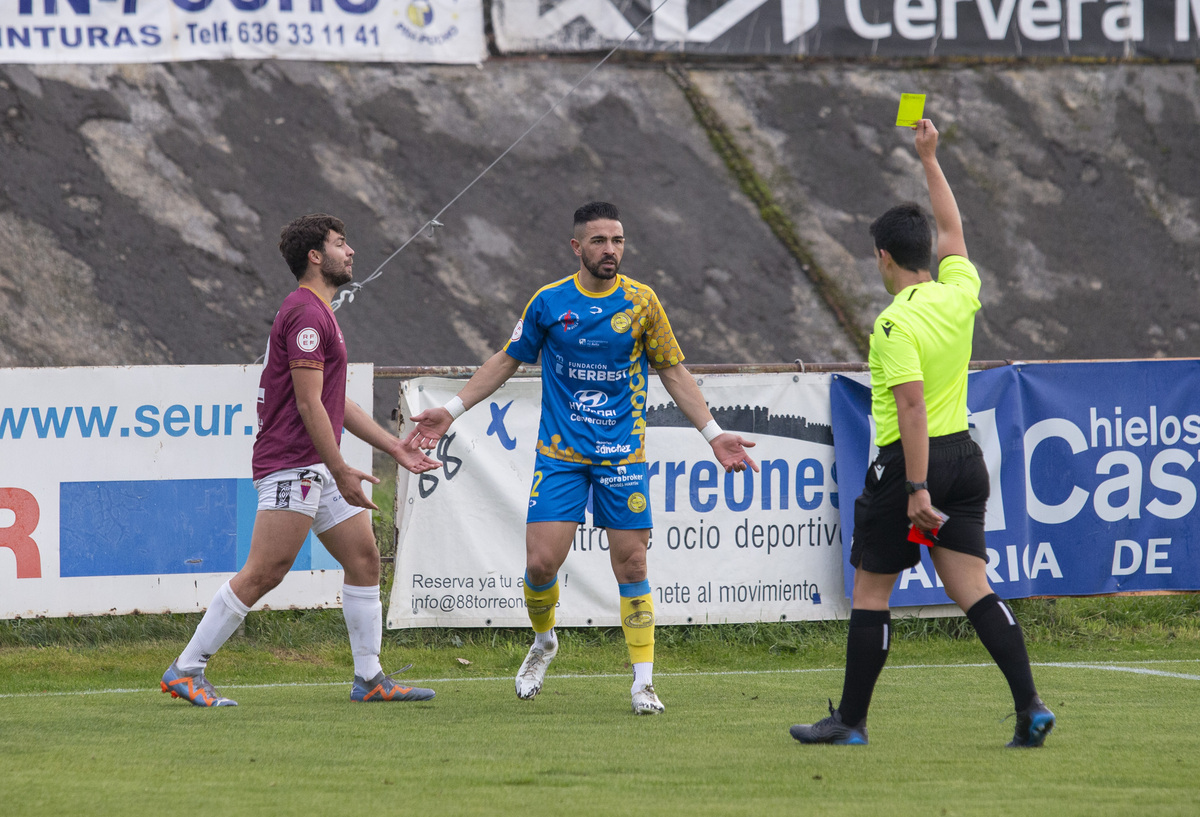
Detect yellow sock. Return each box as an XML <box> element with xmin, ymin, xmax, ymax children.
<box><xmin>619</xmin><ymin>580</ymin><xmax>655</xmax><ymax>665</ymax></box>
<box><xmin>524</xmin><ymin>573</ymin><xmax>559</xmax><ymax>634</ymax></box>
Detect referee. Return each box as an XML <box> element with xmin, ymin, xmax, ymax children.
<box><xmin>790</xmin><ymin>120</ymin><xmax>1054</xmax><ymax>748</ymax></box>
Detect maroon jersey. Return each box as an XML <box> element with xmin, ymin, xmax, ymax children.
<box><xmin>252</xmin><ymin>286</ymin><xmax>348</xmax><ymax>479</ymax></box>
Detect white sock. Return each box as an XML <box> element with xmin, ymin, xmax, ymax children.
<box><xmin>534</xmin><ymin>628</ymin><xmax>557</xmax><ymax>650</ymax></box>
<box><xmin>342</xmin><ymin>584</ymin><xmax>383</xmax><ymax>681</ymax></box>
<box><xmin>632</xmin><ymin>661</ymin><xmax>653</xmax><ymax>692</ymax></box>
<box><xmin>177</xmin><ymin>581</ymin><xmax>250</xmax><ymax>673</ymax></box>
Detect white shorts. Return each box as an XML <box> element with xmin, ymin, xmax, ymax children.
<box><xmin>254</xmin><ymin>463</ymin><xmax>366</xmax><ymax>536</ymax></box>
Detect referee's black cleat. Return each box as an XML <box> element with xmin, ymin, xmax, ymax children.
<box><xmin>1007</xmin><ymin>696</ymin><xmax>1055</xmax><ymax>748</ymax></box>
<box><xmin>789</xmin><ymin>700</ymin><xmax>868</xmax><ymax>745</ymax></box>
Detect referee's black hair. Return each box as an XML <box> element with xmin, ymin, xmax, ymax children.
<box><xmin>279</xmin><ymin>213</ymin><xmax>346</xmax><ymax>280</ymax></box>
<box><xmin>869</xmin><ymin>203</ymin><xmax>932</xmax><ymax>273</ymax></box>
<box><xmin>574</xmin><ymin>201</ymin><xmax>621</xmax><ymax>227</ymax></box>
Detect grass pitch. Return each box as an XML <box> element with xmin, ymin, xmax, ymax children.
<box><xmin>3</xmin><ymin>636</ymin><xmax>1199</xmax><ymax>817</ymax></box>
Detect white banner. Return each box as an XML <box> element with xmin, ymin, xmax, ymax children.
<box><xmin>0</xmin><ymin>0</ymin><xmax>485</xmax><ymax>64</ymax></box>
<box><xmin>491</xmin><ymin>0</ymin><xmax>1199</xmax><ymax>59</ymax></box>
<box><xmin>0</xmin><ymin>363</ymin><xmax>372</xmax><ymax>619</ymax></box>
<box><xmin>389</xmin><ymin>372</ymin><xmax>853</xmax><ymax>628</ymax></box>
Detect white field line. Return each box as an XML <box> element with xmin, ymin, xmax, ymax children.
<box><xmin>2</xmin><ymin>659</ymin><xmax>1198</xmax><ymax>700</ymax></box>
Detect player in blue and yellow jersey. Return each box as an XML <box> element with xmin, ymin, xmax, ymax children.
<box><xmin>789</xmin><ymin>121</ymin><xmax>1054</xmax><ymax>748</ymax></box>
<box><xmin>408</xmin><ymin>202</ymin><xmax>758</xmax><ymax>714</ymax></box>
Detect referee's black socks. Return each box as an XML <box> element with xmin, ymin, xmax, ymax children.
<box><xmin>966</xmin><ymin>593</ymin><xmax>1038</xmax><ymax>712</ymax></box>
<box><xmin>837</xmin><ymin>608</ymin><xmax>891</xmax><ymax>727</ymax></box>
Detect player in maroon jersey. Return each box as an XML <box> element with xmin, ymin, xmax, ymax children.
<box><xmin>162</xmin><ymin>214</ymin><xmax>441</xmax><ymax>707</ymax></box>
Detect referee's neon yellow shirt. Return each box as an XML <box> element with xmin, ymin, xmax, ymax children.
<box><xmin>868</xmin><ymin>255</ymin><xmax>981</xmax><ymax>448</ymax></box>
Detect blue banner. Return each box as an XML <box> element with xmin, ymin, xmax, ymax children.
<box><xmin>831</xmin><ymin>361</ymin><xmax>1200</xmax><ymax>606</ymax></box>
<box><xmin>58</xmin><ymin>479</ymin><xmax>335</xmax><ymax>577</ymax></box>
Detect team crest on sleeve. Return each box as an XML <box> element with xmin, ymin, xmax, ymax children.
<box><xmin>296</xmin><ymin>328</ymin><xmax>320</xmax><ymax>352</ymax></box>
<box><xmin>510</xmin><ymin>319</ymin><xmax>524</xmax><ymax>342</ymax></box>
<box><xmin>610</xmin><ymin>313</ymin><xmax>632</xmax><ymax>334</ymax></box>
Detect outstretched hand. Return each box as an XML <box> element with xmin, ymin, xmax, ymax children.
<box><xmin>712</xmin><ymin>433</ymin><xmax>759</xmax><ymax>474</ymax></box>
<box><xmin>392</xmin><ymin>437</ymin><xmax>443</xmax><ymax>475</ymax></box>
<box><xmin>404</xmin><ymin>407</ymin><xmax>453</xmax><ymax>450</ymax></box>
<box><xmin>913</xmin><ymin>118</ymin><xmax>939</xmax><ymax>160</ymax></box>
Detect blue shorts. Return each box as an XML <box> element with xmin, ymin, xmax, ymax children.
<box><xmin>526</xmin><ymin>453</ymin><xmax>652</xmax><ymax>530</ymax></box>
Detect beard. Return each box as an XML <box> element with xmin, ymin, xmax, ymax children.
<box><xmin>584</xmin><ymin>254</ymin><xmax>619</xmax><ymax>279</ymax></box>
<box><xmin>320</xmin><ymin>256</ymin><xmax>353</xmax><ymax>287</ymax></box>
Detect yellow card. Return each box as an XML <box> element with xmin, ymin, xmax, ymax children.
<box><xmin>896</xmin><ymin>93</ymin><xmax>926</xmax><ymax>127</ymax></box>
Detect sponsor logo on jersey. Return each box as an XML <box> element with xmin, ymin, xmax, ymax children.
<box><xmin>573</xmin><ymin>390</ymin><xmax>609</xmax><ymax>408</ymax></box>
<box><xmin>589</xmin><ymin>305</ymin><xmax>603</xmax><ymax>314</ymax></box>
<box><xmin>578</xmin><ymin>338</ymin><xmax>607</xmax><ymax>348</ymax></box>
<box><xmin>296</xmin><ymin>328</ymin><xmax>320</xmax><ymax>352</ymax></box>
<box><xmin>610</xmin><ymin>313</ymin><xmax>632</xmax><ymax>334</ymax></box>
<box><xmin>510</xmin><ymin>319</ymin><xmax>524</xmax><ymax>342</ymax></box>
<box><xmin>559</xmin><ymin>310</ymin><xmax>580</xmax><ymax>331</ymax></box>
<box><xmin>568</xmin><ymin>365</ymin><xmax>626</xmax><ymax>382</ymax></box>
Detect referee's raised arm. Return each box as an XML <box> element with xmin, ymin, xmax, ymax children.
<box><xmin>914</xmin><ymin>119</ymin><xmax>968</xmax><ymax>262</ymax></box>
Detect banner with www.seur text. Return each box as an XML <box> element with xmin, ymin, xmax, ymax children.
<box><xmin>0</xmin><ymin>364</ymin><xmax>373</xmax><ymax>619</ymax></box>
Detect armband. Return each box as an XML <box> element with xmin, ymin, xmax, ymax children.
<box><xmin>700</xmin><ymin>420</ymin><xmax>723</xmax><ymax>444</ymax></box>
<box><xmin>444</xmin><ymin>396</ymin><xmax>466</xmax><ymax>421</ymax></box>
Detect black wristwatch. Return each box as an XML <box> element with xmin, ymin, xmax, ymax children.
<box><xmin>905</xmin><ymin>480</ymin><xmax>929</xmax><ymax>494</ymax></box>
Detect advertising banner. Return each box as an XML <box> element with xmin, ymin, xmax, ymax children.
<box><xmin>492</xmin><ymin>0</ymin><xmax>1200</xmax><ymax>59</ymax></box>
<box><xmin>0</xmin><ymin>0</ymin><xmax>486</xmax><ymax>64</ymax></box>
<box><xmin>0</xmin><ymin>364</ymin><xmax>373</xmax><ymax>619</ymax></box>
<box><xmin>831</xmin><ymin>360</ymin><xmax>1200</xmax><ymax>607</ymax></box>
<box><xmin>389</xmin><ymin>372</ymin><xmax>854</xmax><ymax>628</ymax></box>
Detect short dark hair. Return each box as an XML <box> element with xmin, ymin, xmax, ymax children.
<box><xmin>869</xmin><ymin>203</ymin><xmax>932</xmax><ymax>273</ymax></box>
<box><xmin>278</xmin><ymin>213</ymin><xmax>345</xmax><ymax>280</ymax></box>
<box><xmin>573</xmin><ymin>201</ymin><xmax>620</xmax><ymax>229</ymax></box>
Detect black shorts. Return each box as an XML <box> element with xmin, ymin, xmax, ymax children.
<box><xmin>850</xmin><ymin>431</ymin><xmax>989</xmax><ymax>575</ymax></box>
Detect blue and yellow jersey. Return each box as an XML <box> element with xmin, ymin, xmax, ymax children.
<box><xmin>503</xmin><ymin>272</ymin><xmax>684</xmax><ymax>465</ymax></box>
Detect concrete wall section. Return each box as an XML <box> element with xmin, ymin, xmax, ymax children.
<box><xmin>1</xmin><ymin>61</ymin><xmax>1197</xmax><ymax>376</ymax></box>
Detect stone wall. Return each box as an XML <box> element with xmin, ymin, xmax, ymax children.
<box><xmin>2</xmin><ymin>60</ymin><xmax>1196</xmax><ymax>377</ymax></box>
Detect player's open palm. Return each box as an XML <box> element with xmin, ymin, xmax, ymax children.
<box><xmin>713</xmin><ymin>434</ymin><xmax>759</xmax><ymax>473</ymax></box>
<box><xmin>394</xmin><ymin>440</ymin><xmax>443</xmax><ymax>474</ymax></box>
<box><xmin>405</xmin><ymin>408</ymin><xmax>452</xmax><ymax>450</ymax></box>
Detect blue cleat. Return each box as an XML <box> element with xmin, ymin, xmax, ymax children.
<box><xmin>1007</xmin><ymin>696</ymin><xmax>1055</xmax><ymax>748</ymax></box>
<box><xmin>790</xmin><ymin>700</ymin><xmax>868</xmax><ymax>745</ymax></box>
<box><xmin>161</xmin><ymin>662</ymin><xmax>237</xmax><ymax>707</ymax></box>
<box><xmin>351</xmin><ymin>664</ymin><xmax>435</xmax><ymax>702</ymax></box>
